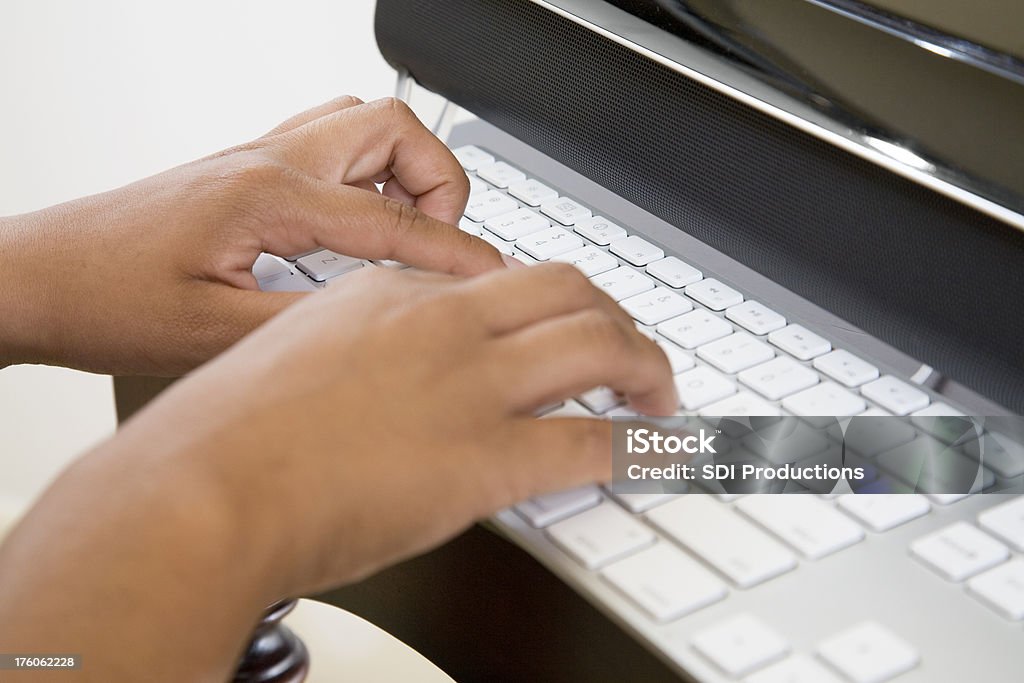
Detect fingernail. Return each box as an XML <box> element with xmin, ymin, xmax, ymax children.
<box><xmin>501</xmin><ymin>253</ymin><xmax>527</xmax><ymax>269</ymax></box>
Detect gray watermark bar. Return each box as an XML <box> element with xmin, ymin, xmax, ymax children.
<box><xmin>610</xmin><ymin>415</ymin><xmax>1024</xmax><ymax>495</ymax></box>
<box><xmin>0</xmin><ymin>654</ymin><xmax>82</xmax><ymax>669</ymax></box>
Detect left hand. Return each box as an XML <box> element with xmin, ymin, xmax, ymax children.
<box><xmin>0</xmin><ymin>96</ymin><xmax>506</xmax><ymax>374</ymax></box>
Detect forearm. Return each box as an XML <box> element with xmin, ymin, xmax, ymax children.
<box><xmin>0</xmin><ymin>430</ymin><xmax>282</xmax><ymax>682</ymax></box>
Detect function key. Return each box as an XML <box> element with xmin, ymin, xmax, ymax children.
<box><xmin>768</xmin><ymin>324</ymin><xmax>831</xmax><ymax>360</ymax></box>
<box><xmin>451</xmin><ymin>144</ymin><xmax>494</xmax><ymax>171</ymax></box>
<box><xmin>609</xmin><ymin>235</ymin><xmax>664</xmax><ymax>266</ymax></box>
<box><xmin>476</xmin><ymin>161</ymin><xmax>526</xmax><ymax>188</ymax></box>
<box><xmin>812</xmin><ymin>349</ymin><xmax>879</xmax><ymax>387</ymax></box>
<box><xmin>541</xmin><ymin>197</ymin><xmax>593</xmax><ymax>226</ymax></box>
<box><xmin>508</xmin><ymin>178</ymin><xmax>559</xmax><ymax>206</ymax></box>
<box><xmin>574</xmin><ymin>216</ymin><xmax>627</xmax><ymax>245</ymax></box>
<box><xmin>646</xmin><ymin>256</ymin><xmax>702</xmax><ymax>288</ymax></box>
<box><xmin>685</xmin><ymin>278</ymin><xmax>743</xmax><ymax>310</ymax></box>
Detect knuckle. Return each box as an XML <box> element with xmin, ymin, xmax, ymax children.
<box><xmin>382</xmin><ymin>197</ymin><xmax>423</xmax><ymax>238</ymax></box>
<box><xmin>335</xmin><ymin>94</ymin><xmax>364</xmax><ymax>107</ymax></box>
<box><xmin>539</xmin><ymin>262</ymin><xmax>593</xmax><ymax>299</ymax></box>
<box><xmin>372</xmin><ymin>96</ymin><xmax>414</xmax><ymax>121</ymax></box>
<box><xmin>579</xmin><ymin>309</ymin><xmax>628</xmax><ymax>355</ymax></box>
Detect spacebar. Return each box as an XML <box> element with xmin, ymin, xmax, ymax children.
<box><xmin>647</xmin><ymin>496</ymin><xmax>797</xmax><ymax>588</ymax></box>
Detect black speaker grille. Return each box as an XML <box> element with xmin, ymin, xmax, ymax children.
<box><xmin>376</xmin><ymin>0</ymin><xmax>1024</xmax><ymax>411</ymax></box>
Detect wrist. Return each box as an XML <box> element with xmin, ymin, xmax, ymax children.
<box><xmin>0</xmin><ymin>211</ymin><xmax>71</xmax><ymax>367</ymax></box>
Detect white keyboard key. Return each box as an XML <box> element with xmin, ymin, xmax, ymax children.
<box><xmin>768</xmin><ymin>324</ymin><xmax>832</xmax><ymax>360</ymax></box>
<box><xmin>910</xmin><ymin>403</ymin><xmax>972</xmax><ymax>443</ymax></box>
<box><xmin>911</xmin><ymin>521</ymin><xmax>1009</xmax><ymax>581</ymax></box>
<box><xmin>978</xmin><ymin>496</ymin><xmax>1024</xmax><ymax>551</ymax></box>
<box><xmin>620</xmin><ymin>287</ymin><xmax>693</xmax><ymax>325</ymax></box>
<box><xmin>507</xmin><ymin>178</ymin><xmax>558</xmax><ymax>206</ymax></box>
<box><xmin>744</xmin><ymin>656</ymin><xmax>845</xmax><ymax>683</ymax></box>
<box><xmin>509</xmin><ymin>250</ymin><xmax>539</xmax><ymax>267</ymax></box>
<box><xmin>451</xmin><ymin>144</ymin><xmax>493</xmax><ymax>171</ymax></box>
<box><xmin>252</xmin><ymin>253</ymin><xmax>290</xmax><ymax>284</ymax></box>
<box><xmin>836</xmin><ymin>494</ymin><xmax>930</xmax><ymax>532</ymax></box>
<box><xmin>606</xmin><ymin>490</ymin><xmax>681</xmax><ymax>514</ymax></box>
<box><xmin>516</xmin><ymin>226</ymin><xmax>584</xmax><ymax>261</ymax></box>
<box><xmin>609</xmin><ymin>235</ymin><xmax>664</xmax><ymax>266</ymax></box>
<box><xmin>467</xmin><ymin>174</ymin><xmax>488</xmax><ymax>195</ymax></box>
<box><xmin>656</xmin><ymin>340</ymin><xmax>696</xmax><ymax>374</ymax></box>
<box><xmin>541</xmin><ymin>197</ymin><xmax>592</xmax><ymax>225</ymax></box>
<box><xmin>370</xmin><ymin>259</ymin><xmax>408</xmax><ymax>270</ymax></box>
<box><xmin>296</xmin><ymin>250</ymin><xmax>363</xmax><ymax>281</ymax></box>
<box><xmin>739</xmin><ymin>356</ymin><xmax>819</xmax><ymax>401</ymax></box>
<box><xmin>657</xmin><ymin>310</ymin><xmax>733</xmax><ymax>349</ymax></box>
<box><xmin>465</xmin><ymin>190</ymin><xmax>519</xmax><ymax>222</ymax></box>
<box><xmin>551</xmin><ymin>245</ymin><xmax>619</xmax><ymax>277</ymax></box>
<box><xmin>813</xmin><ymin>350</ymin><xmax>879</xmax><ymax>387</ymax></box>
<box><xmin>458</xmin><ymin>216</ymin><xmax>482</xmax><ymax>235</ymax></box>
<box><xmin>547</xmin><ymin>503</ymin><xmax>655</xmax><ymax>570</ymax></box>
<box><xmin>259</xmin><ymin>272</ymin><xmax>318</xmax><ymax>292</ymax></box>
<box><xmin>478</xmin><ymin>229</ymin><xmax>515</xmax><ymax>255</ymax></box>
<box><xmin>591</xmin><ymin>266</ymin><xmax>655</xmax><ymax>301</ymax></box>
<box><xmin>675</xmin><ymin>367</ymin><xmax>737</xmax><ymax>411</ymax></box>
<box><xmin>602</xmin><ymin>543</ymin><xmax>727</xmax><ymax>622</ymax></box>
<box><xmin>726</xmin><ymin>301</ymin><xmax>787</xmax><ymax>335</ymax></box>
<box><xmin>737</xmin><ymin>495</ymin><xmax>864</xmax><ymax>559</ymax></box>
<box><xmin>514</xmin><ymin>485</ymin><xmax>602</xmax><ymax>528</ymax></box>
<box><xmin>697</xmin><ymin>332</ymin><xmax>775</xmax><ymax>374</ymax></box>
<box><xmin>817</xmin><ymin>621</ymin><xmax>919</xmax><ymax>683</ymax></box>
<box><xmin>685</xmin><ymin>278</ymin><xmax>744</xmax><ymax>310</ymax></box>
<box><xmin>962</xmin><ymin>431</ymin><xmax>1024</xmax><ymax>479</ymax></box>
<box><xmin>573</xmin><ymin>216</ymin><xmax>627</xmax><ymax>245</ymax></box>
<box><xmin>967</xmin><ymin>558</ymin><xmax>1024</xmax><ymax>620</ymax></box>
<box><xmin>926</xmin><ymin>493</ymin><xmax>970</xmax><ymax>505</ymax></box>
<box><xmin>483</xmin><ymin>208</ymin><xmax>549</xmax><ymax>240</ymax></box>
<box><xmin>862</xmin><ymin>375</ymin><xmax>930</xmax><ymax>416</ymax></box>
<box><xmin>634</xmin><ymin>323</ymin><xmax>658</xmax><ymax>340</ymax></box>
<box><xmin>838</xmin><ymin>408</ymin><xmax>918</xmax><ymax>457</ymax></box>
<box><xmin>782</xmin><ymin>381</ymin><xmax>866</xmax><ymax>417</ymax></box>
<box><xmin>700</xmin><ymin>391</ymin><xmax>781</xmax><ymax>417</ymax></box>
<box><xmin>283</xmin><ymin>248</ymin><xmax>320</xmax><ymax>263</ymax></box>
<box><xmin>475</xmin><ymin>160</ymin><xmax>525</xmax><ymax>188</ymax></box>
<box><xmin>876</xmin><ymin>435</ymin><xmax>993</xmax><ymax>495</ymax></box>
<box><xmin>646</xmin><ymin>256</ymin><xmax>703</xmax><ymax>288</ymax></box>
<box><xmin>648</xmin><ymin>496</ymin><xmax>796</xmax><ymax>587</ymax></box>
<box><xmin>540</xmin><ymin>400</ymin><xmax>593</xmax><ymax>419</ymax></box>
<box><xmin>578</xmin><ymin>386</ymin><xmax>623</xmax><ymax>414</ymax></box>
<box><xmin>692</xmin><ymin>614</ymin><xmax>789</xmax><ymax>677</ymax></box>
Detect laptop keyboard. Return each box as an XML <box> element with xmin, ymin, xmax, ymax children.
<box><xmin>253</xmin><ymin>143</ymin><xmax>1024</xmax><ymax>682</ymax></box>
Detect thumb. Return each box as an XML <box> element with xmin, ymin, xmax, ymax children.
<box><xmin>260</xmin><ymin>174</ymin><xmax>506</xmax><ymax>277</ymax></box>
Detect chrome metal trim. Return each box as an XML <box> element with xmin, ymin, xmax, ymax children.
<box><xmin>525</xmin><ymin>0</ymin><xmax>1024</xmax><ymax>231</ymax></box>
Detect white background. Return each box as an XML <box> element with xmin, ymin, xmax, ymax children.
<box><xmin>0</xmin><ymin>0</ymin><xmax>402</xmax><ymax>529</ymax></box>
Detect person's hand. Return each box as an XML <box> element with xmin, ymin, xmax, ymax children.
<box><xmin>0</xmin><ymin>96</ymin><xmax>505</xmax><ymax>374</ymax></box>
<box><xmin>0</xmin><ymin>263</ymin><xmax>677</xmax><ymax>681</ymax></box>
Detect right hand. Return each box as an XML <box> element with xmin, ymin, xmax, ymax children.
<box><xmin>0</xmin><ymin>262</ymin><xmax>677</xmax><ymax>682</ymax></box>
<box><xmin>127</xmin><ymin>262</ymin><xmax>678</xmax><ymax>594</ymax></box>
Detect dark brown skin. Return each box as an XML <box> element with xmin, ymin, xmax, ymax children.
<box><xmin>0</xmin><ymin>97</ymin><xmax>676</xmax><ymax>682</ymax></box>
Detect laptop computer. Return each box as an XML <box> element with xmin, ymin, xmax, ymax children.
<box><xmin>260</xmin><ymin>1</ymin><xmax>1024</xmax><ymax>680</ymax></box>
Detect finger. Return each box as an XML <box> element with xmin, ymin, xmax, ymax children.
<box><xmin>275</xmin><ymin>97</ymin><xmax>469</xmax><ymax>225</ymax></box>
<box><xmin>381</xmin><ymin>177</ymin><xmax>416</xmax><ymax>207</ymax></box>
<box><xmin>258</xmin><ymin>177</ymin><xmax>505</xmax><ymax>276</ymax></box>
<box><xmin>262</xmin><ymin>95</ymin><xmax>364</xmax><ymax>137</ymax></box>
<box><xmin>489</xmin><ymin>418</ymin><xmax>613</xmax><ymax>508</ymax></box>
<box><xmin>490</xmin><ymin>307</ymin><xmax>678</xmax><ymax>415</ymax></box>
<box><xmin>463</xmin><ymin>263</ymin><xmax>636</xmax><ymax>336</ymax></box>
